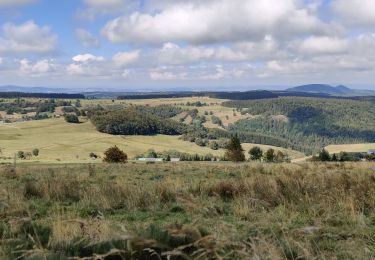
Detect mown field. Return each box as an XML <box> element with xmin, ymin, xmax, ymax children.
<box><xmin>1</xmin><ymin>162</ymin><xmax>375</xmax><ymax>259</ymax></box>
<box><xmin>0</xmin><ymin>118</ymin><xmax>304</xmax><ymax>164</ymax></box>
<box><xmin>326</xmin><ymin>143</ymin><xmax>375</xmax><ymax>154</ymax></box>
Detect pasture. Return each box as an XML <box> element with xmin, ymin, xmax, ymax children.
<box><xmin>0</xmin><ymin>118</ymin><xmax>304</xmax><ymax>164</ymax></box>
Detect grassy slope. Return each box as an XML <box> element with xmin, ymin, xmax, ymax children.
<box><xmin>326</xmin><ymin>143</ymin><xmax>375</xmax><ymax>153</ymax></box>
<box><xmin>1</xmin><ymin>162</ymin><xmax>375</xmax><ymax>259</ymax></box>
<box><xmin>0</xmin><ymin>118</ymin><xmax>222</xmax><ymax>163</ymax></box>
<box><xmin>0</xmin><ymin>118</ymin><xmax>304</xmax><ymax>164</ymax></box>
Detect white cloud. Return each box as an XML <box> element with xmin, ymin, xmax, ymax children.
<box><xmin>150</xmin><ymin>69</ymin><xmax>187</xmax><ymax>80</ymax></box>
<box><xmin>333</xmin><ymin>0</ymin><xmax>375</xmax><ymax>27</ymax></box>
<box><xmin>75</xmin><ymin>29</ymin><xmax>99</xmax><ymax>48</ymax></box>
<box><xmin>102</xmin><ymin>0</ymin><xmax>328</xmax><ymax>44</ymax></box>
<box><xmin>0</xmin><ymin>21</ymin><xmax>56</xmax><ymax>54</ymax></box>
<box><xmin>72</xmin><ymin>53</ymin><xmax>104</xmax><ymax>63</ymax></box>
<box><xmin>0</xmin><ymin>0</ymin><xmax>35</xmax><ymax>7</ymax></box>
<box><xmin>297</xmin><ymin>36</ymin><xmax>349</xmax><ymax>55</ymax></box>
<box><xmin>112</xmin><ymin>50</ymin><xmax>140</xmax><ymax>67</ymax></box>
<box><xmin>19</xmin><ymin>59</ymin><xmax>54</xmax><ymax>76</ymax></box>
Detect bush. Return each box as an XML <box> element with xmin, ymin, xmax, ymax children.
<box><xmin>249</xmin><ymin>146</ymin><xmax>263</xmax><ymax>161</ymax></box>
<box><xmin>103</xmin><ymin>146</ymin><xmax>128</xmax><ymax>163</ymax></box>
<box><xmin>32</xmin><ymin>148</ymin><xmax>39</xmax><ymax>157</ymax></box>
<box><xmin>64</xmin><ymin>114</ymin><xmax>79</xmax><ymax>124</ymax></box>
<box><xmin>89</xmin><ymin>152</ymin><xmax>98</xmax><ymax>159</ymax></box>
<box><xmin>17</xmin><ymin>151</ymin><xmax>25</xmax><ymax>159</ymax></box>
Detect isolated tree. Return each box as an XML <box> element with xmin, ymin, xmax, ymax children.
<box><xmin>64</xmin><ymin>114</ymin><xmax>79</xmax><ymax>124</ymax></box>
<box><xmin>332</xmin><ymin>153</ymin><xmax>338</xmax><ymax>161</ymax></box>
<box><xmin>103</xmin><ymin>146</ymin><xmax>127</xmax><ymax>163</ymax></box>
<box><xmin>249</xmin><ymin>146</ymin><xmax>263</xmax><ymax>161</ymax></box>
<box><xmin>32</xmin><ymin>149</ymin><xmax>39</xmax><ymax>157</ymax></box>
<box><xmin>264</xmin><ymin>149</ymin><xmax>276</xmax><ymax>162</ymax></box>
<box><xmin>225</xmin><ymin>135</ymin><xmax>245</xmax><ymax>162</ymax></box>
<box><xmin>318</xmin><ymin>149</ymin><xmax>331</xmax><ymax>161</ymax></box>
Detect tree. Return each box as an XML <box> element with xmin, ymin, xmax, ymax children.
<box><xmin>64</xmin><ymin>114</ymin><xmax>79</xmax><ymax>124</ymax></box>
<box><xmin>249</xmin><ymin>146</ymin><xmax>263</xmax><ymax>161</ymax></box>
<box><xmin>165</xmin><ymin>155</ymin><xmax>171</xmax><ymax>161</ymax></box>
<box><xmin>275</xmin><ymin>151</ymin><xmax>286</xmax><ymax>163</ymax></box>
<box><xmin>32</xmin><ymin>149</ymin><xmax>39</xmax><ymax>157</ymax></box>
<box><xmin>103</xmin><ymin>146</ymin><xmax>127</xmax><ymax>163</ymax></box>
<box><xmin>332</xmin><ymin>153</ymin><xmax>338</xmax><ymax>161</ymax></box>
<box><xmin>17</xmin><ymin>151</ymin><xmax>25</xmax><ymax>159</ymax></box>
<box><xmin>225</xmin><ymin>135</ymin><xmax>245</xmax><ymax>162</ymax></box>
<box><xmin>318</xmin><ymin>149</ymin><xmax>331</xmax><ymax>161</ymax></box>
<box><xmin>146</xmin><ymin>149</ymin><xmax>158</xmax><ymax>158</ymax></box>
<box><xmin>264</xmin><ymin>149</ymin><xmax>276</xmax><ymax>162</ymax></box>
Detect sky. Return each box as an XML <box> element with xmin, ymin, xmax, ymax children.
<box><xmin>0</xmin><ymin>0</ymin><xmax>375</xmax><ymax>90</ymax></box>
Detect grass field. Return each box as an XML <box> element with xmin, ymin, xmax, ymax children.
<box><xmin>326</xmin><ymin>143</ymin><xmax>375</xmax><ymax>153</ymax></box>
<box><xmin>0</xmin><ymin>118</ymin><xmax>304</xmax><ymax>164</ymax></box>
<box><xmin>1</xmin><ymin>162</ymin><xmax>375</xmax><ymax>259</ymax></box>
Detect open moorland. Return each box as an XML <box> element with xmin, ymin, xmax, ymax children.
<box><xmin>1</xmin><ymin>162</ymin><xmax>375</xmax><ymax>259</ymax></box>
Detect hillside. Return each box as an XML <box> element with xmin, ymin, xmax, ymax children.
<box><xmin>286</xmin><ymin>84</ymin><xmax>375</xmax><ymax>96</ymax></box>
<box><xmin>224</xmin><ymin>97</ymin><xmax>375</xmax><ymax>154</ymax></box>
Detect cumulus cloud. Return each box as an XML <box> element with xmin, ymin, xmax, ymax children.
<box><xmin>112</xmin><ymin>50</ymin><xmax>140</xmax><ymax>67</ymax></box>
<box><xmin>72</xmin><ymin>53</ymin><xmax>104</xmax><ymax>63</ymax></box>
<box><xmin>0</xmin><ymin>0</ymin><xmax>35</xmax><ymax>7</ymax></box>
<box><xmin>333</xmin><ymin>0</ymin><xmax>375</xmax><ymax>27</ymax></box>
<box><xmin>297</xmin><ymin>36</ymin><xmax>349</xmax><ymax>55</ymax></box>
<box><xmin>102</xmin><ymin>0</ymin><xmax>329</xmax><ymax>44</ymax></box>
<box><xmin>75</xmin><ymin>29</ymin><xmax>99</xmax><ymax>48</ymax></box>
<box><xmin>0</xmin><ymin>21</ymin><xmax>57</xmax><ymax>54</ymax></box>
<box><xmin>19</xmin><ymin>59</ymin><xmax>54</xmax><ymax>76</ymax></box>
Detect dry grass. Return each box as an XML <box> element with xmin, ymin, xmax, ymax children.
<box><xmin>1</xmin><ymin>162</ymin><xmax>375</xmax><ymax>259</ymax></box>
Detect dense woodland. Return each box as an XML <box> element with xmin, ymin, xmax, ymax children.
<box><xmin>89</xmin><ymin>108</ymin><xmax>187</xmax><ymax>135</ymax></box>
<box><xmin>224</xmin><ymin>97</ymin><xmax>375</xmax><ymax>154</ymax></box>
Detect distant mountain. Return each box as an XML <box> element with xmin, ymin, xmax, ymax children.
<box><xmin>286</xmin><ymin>84</ymin><xmax>375</xmax><ymax>96</ymax></box>
<box><xmin>0</xmin><ymin>85</ymin><xmax>77</xmax><ymax>93</ymax></box>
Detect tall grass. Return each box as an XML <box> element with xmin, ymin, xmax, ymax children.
<box><xmin>1</xmin><ymin>162</ymin><xmax>375</xmax><ymax>259</ymax></box>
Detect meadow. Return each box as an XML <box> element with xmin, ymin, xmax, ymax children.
<box><xmin>0</xmin><ymin>118</ymin><xmax>304</xmax><ymax>164</ymax></box>
<box><xmin>1</xmin><ymin>162</ymin><xmax>375</xmax><ymax>259</ymax></box>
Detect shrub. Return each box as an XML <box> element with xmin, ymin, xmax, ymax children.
<box><xmin>264</xmin><ymin>149</ymin><xmax>276</xmax><ymax>162</ymax></box>
<box><xmin>17</xmin><ymin>151</ymin><xmax>25</xmax><ymax>159</ymax></box>
<box><xmin>249</xmin><ymin>146</ymin><xmax>263</xmax><ymax>161</ymax></box>
<box><xmin>64</xmin><ymin>114</ymin><xmax>79</xmax><ymax>124</ymax></box>
<box><xmin>32</xmin><ymin>148</ymin><xmax>39</xmax><ymax>157</ymax></box>
<box><xmin>89</xmin><ymin>152</ymin><xmax>98</xmax><ymax>159</ymax></box>
<box><xmin>103</xmin><ymin>146</ymin><xmax>128</xmax><ymax>163</ymax></box>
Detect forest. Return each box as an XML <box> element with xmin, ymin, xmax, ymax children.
<box><xmin>224</xmin><ymin>97</ymin><xmax>375</xmax><ymax>154</ymax></box>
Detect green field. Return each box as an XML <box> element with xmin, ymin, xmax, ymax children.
<box><xmin>0</xmin><ymin>118</ymin><xmax>304</xmax><ymax>164</ymax></box>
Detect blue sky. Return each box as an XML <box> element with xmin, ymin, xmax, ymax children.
<box><xmin>0</xmin><ymin>0</ymin><xmax>374</xmax><ymax>90</ymax></box>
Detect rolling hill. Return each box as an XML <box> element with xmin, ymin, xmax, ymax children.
<box><xmin>286</xmin><ymin>84</ymin><xmax>375</xmax><ymax>96</ymax></box>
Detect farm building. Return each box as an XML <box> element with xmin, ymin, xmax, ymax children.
<box><xmin>138</xmin><ymin>158</ymin><xmax>164</xmax><ymax>162</ymax></box>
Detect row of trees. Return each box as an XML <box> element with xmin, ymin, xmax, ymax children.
<box><xmin>225</xmin><ymin>135</ymin><xmax>289</xmax><ymax>162</ymax></box>
<box><xmin>314</xmin><ymin>149</ymin><xmax>374</xmax><ymax>162</ymax></box>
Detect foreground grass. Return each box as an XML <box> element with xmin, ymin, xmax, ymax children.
<box><xmin>1</xmin><ymin>162</ymin><xmax>375</xmax><ymax>259</ymax></box>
